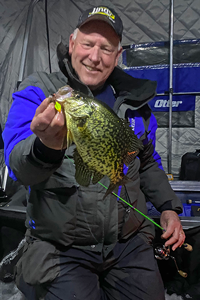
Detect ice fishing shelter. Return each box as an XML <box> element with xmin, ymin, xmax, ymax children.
<box><xmin>1</xmin><ymin>0</ymin><xmax>200</xmax><ymax>299</ymax></box>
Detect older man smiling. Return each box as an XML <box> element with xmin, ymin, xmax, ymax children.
<box><xmin>3</xmin><ymin>5</ymin><xmax>184</xmax><ymax>300</ymax></box>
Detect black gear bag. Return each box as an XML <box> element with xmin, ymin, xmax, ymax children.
<box><xmin>179</xmin><ymin>150</ymin><xmax>200</xmax><ymax>181</ymax></box>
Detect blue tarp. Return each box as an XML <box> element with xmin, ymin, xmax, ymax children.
<box><xmin>125</xmin><ymin>66</ymin><xmax>198</xmax><ymax>113</ymax></box>
<box><xmin>123</xmin><ymin>40</ymin><xmax>200</xmax><ymax>114</ymax></box>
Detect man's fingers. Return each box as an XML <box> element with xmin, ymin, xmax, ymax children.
<box><xmin>34</xmin><ymin>98</ymin><xmax>51</xmax><ymax>116</ymax></box>
<box><xmin>160</xmin><ymin>210</ymin><xmax>186</xmax><ymax>251</ymax></box>
<box><xmin>42</xmin><ymin>109</ymin><xmax>65</xmax><ymax>135</ymax></box>
<box><xmin>161</xmin><ymin>227</ymin><xmax>173</xmax><ymax>240</ymax></box>
<box><xmin>31</xmin><ymin>100</ymin><xmax>67</xmax><ymax>150</ymax></box>
<box><xmin>31</xmin><ymin>102</ymin><xmax>57</xmax><ymax>132</ymax></box>
<box><xmin>164</xmin><ymin>230</ymin><xmax>186</xmax><ymax>251</ymax></box>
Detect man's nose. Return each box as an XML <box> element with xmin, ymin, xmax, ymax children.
<box><xmin>88</xmin><ymin>46</ymin><xmax>100</xmax><ymax>62</ymax></box>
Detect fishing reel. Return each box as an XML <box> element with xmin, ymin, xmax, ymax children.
<box><xmin>154</xmin><ymin>244</ymin><xmax>170</xmax><ymax>261</ymax></box>
<box><xmin>154</xmin><ymin>244</ymin><xmax>188</xmax><ymax>278</ymax></box>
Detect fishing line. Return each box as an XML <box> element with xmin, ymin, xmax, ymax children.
<box><xmin>98</xmin><ymin>182</ymin><xmax>192</xmax><ymax>251</ymax></box>
<box><xmin>65</xmin><ymin>155</ymin><xmax>163</xmax><ymax>230</ymax></box>
<box><xmin>65</xmin><ymin>156</ymin><xmax>192</xmax><ymax>251</ymax></box>
<box><xmin>98</xmin><ymin>181</ymin><xmax>164</xmax><ymax>230</ymax></box>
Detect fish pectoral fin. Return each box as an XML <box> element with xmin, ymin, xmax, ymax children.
<box><xmin>74</xmin><ymin>149</ymin><xmax>92</xmax><ymax>186</ymax></box>
<box><xmin>92</xmin><ymin>171</ymin><xmax>104</xmax><ymax>185</ymax></box>
<box><xmin>67</xmin><ymin>129</ymin><xmax>73</xmax><ymax>148</ymax></box>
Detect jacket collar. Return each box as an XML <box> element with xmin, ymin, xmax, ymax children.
<box><xmin>57</xmin><ymin>42</ymin><xmax>157</xmax><ymax>109</ymax></box>
<box><xmin>57</xmin><ymin>42</ymin><xmax>93</xmax><ymax>96</ymax></box>
<box><xmin>108</xmin><ymin>66</ymin><xmax>157</xmax><ymax>110</ymax></box>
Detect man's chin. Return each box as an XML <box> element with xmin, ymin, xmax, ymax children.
<box><xmin>79</xmin><ymin>74</ymin><xmax>106</xmax><ymax>90</ymax></box>
<box><xmin>83</xmin><ymin>80</ymin><xmax>104</xmax><ymax>91</ymax></box>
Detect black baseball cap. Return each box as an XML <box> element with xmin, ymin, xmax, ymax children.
<box><xmin>77</xmin><ymin>6</ymin><xmax>123</xmax><ymax>41</ymax></box>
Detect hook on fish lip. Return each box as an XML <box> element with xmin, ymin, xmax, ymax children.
<box><xmin>48</xmin><ymin>94</ymin><xmax>62</xmax><ymax>113</ymax></box>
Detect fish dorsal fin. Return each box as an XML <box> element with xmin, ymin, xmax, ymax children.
<box><xmin>73</xmin><ymin>148</ymin><xmax>92</xmax><ymax>186</ymax></box>
<box><xmin>121</xmin><ymin>119</ymin><xmax>144</xmax><ymax>167</ymax></box>
<box><xmin>123</xmin><ymin>149</ymin><xmax>140</xmax><ymax>166</ymax></box>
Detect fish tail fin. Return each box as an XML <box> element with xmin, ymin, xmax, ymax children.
<box><xmin>103</xmin><ymin>175</ymin><xmax>131</xmax><ymax>200</ymax></box>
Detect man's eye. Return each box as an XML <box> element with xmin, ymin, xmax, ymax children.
<box><xmin>82</xmin><ymin>43</ymin><xmax>92</xmax><ymax>48</ymax></box>
<box><xmin>102</xmin><ymin>48</ymin><xmax>113</xmax><ymax>54</ymax></box>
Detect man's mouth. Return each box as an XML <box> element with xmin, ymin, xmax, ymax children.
<box><xmin>84</xmin><ymin>64</ymin><xmax>98</xmax><ymax>72</ymax></box>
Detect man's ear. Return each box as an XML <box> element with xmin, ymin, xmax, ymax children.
<box><xmin>115</xmin><ymin>47</ymin><xmax>123</xmax><ymax>66</ymax></box>
<box><xmin>69</xmin><ymin>34</ymin><xmax>75</xmax><ymax>55</ymax></box>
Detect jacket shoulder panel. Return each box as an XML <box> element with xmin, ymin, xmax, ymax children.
<box><xmin>18</xmin><ymin>71</ymin><xmax>68</xmax><ymax>97</ymax></box>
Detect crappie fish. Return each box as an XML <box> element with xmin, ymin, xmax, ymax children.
<box><xmin>50</xmin><ymin>85</ymin><xmax>143</xmax><ymax>198</ymax></box>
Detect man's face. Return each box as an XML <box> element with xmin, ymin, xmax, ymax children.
<box><xmin>69</xmin><ymin>20</ymin><xmax>122</xmax><ymax>90</ymax></box>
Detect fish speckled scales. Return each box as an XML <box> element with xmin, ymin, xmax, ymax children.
<box><xmin>52</xmin><ymin>85</ymin><xmax>143</xmax><ymax>196</ymax></box>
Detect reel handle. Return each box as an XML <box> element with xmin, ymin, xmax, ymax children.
<box><xmin>183</xmin><ymin>243</ymin><xmax>193</xmax><ymax>252</ymax></box>
<box><xmin>178</xmin><ymin>270</ymin><xmax>188</xmax><ymax>278</ymax></box>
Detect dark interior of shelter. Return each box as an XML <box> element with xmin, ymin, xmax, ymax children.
<box><xmin>1</xmin><ymin>1</ymin><xmax>200</xmax><ymax>299</ymax></box>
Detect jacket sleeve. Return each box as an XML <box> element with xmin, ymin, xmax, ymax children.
<box><xmin>138</xmin><ymin>108</ymin><xmax>183</xmax><ymax>214</ymax></box>
<box><xmin>3</xmin><ymin>84</ymin><xmax>64</xmax><ymax>186</ymax></box>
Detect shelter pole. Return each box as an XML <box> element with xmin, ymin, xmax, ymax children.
<box><xmin>2</xmin><ymin>166</ymin><xmax>8</xmax><ymax>192</ymax></box>
<box><xmin>168</xmin><ymin>0</ymin><xmax>174</xmax><ymax>174</ymax></box>
<box><xmin>18</xmin><ymin>0</ymin><xmax>40</xmax><ymax>86</ymax></box>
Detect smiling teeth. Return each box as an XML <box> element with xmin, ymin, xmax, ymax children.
<box><xmin>86</xmin><ymin>66</ymin><xmax>95</xmax><ymax>71</ymax></box>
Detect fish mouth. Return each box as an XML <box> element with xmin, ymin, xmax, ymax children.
<box><xmin>59</xmin><ymin>85</ymin><xmax>73</xmax><ymax>94</ymax></box>
<box><xmin>56</xmin><ymin>93</ymin><xmax>73</xmax><ymax>102</ymax></box>
<box><xmin>55</xmin><ymin>86</ymin><xmax>74</xmax><ymax>102</ymax></box>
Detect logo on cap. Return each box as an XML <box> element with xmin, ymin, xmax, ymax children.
<box><xmin>89</xmin><ymin>7</ymin><xmax>115</xmax><ymax>22</ymax></box>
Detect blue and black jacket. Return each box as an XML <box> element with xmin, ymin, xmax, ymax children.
<box><xmin>3</xmin><ymin>48</ymin><xmax>182</xmax><ymax>255</ymax></box>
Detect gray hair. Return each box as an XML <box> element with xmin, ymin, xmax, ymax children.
<box><xmin>72</xmin><ymin>28</ymin><xmax>122</xmax><ymax>51</ymax></box>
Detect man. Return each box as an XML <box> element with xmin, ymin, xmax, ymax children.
<box><xmin>3</xmin><ymin>6</ymin><xmax>185</xmax><ymax>300</ymax></box>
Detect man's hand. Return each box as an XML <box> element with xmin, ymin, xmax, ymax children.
<box><xmin>160</xmin><ymin>210</ymin><xmax>185</xmax><ymax>251</ymax></box>
<box><xmin>30</xmin><ymin>98</ymin><xmax>67</xmax><ymax>150</ymax></box>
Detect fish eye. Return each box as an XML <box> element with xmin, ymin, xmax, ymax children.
<box><xmin>77</xmin><ymin>118</ymin><xmax>87</xmax><ymax>127</ymax></box>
